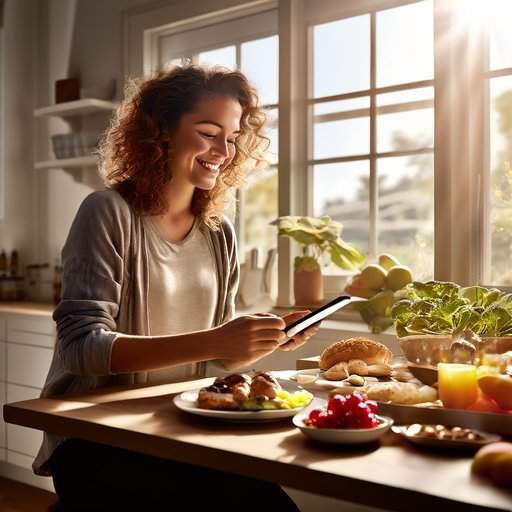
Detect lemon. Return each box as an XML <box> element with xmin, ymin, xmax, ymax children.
<box><xmin>359</xmin><ymin>264</ymin><xmax>387</xmax><ymax>289</ymax></box>
<box><xmin>378</xmin><ymin>253</ymin><xmax>400</xmax><ymax>271</ymax></box>
<box><xmin>385</xmin><ymin>265</ymin><xmax>413</xmax><ymax>291</ymax></box>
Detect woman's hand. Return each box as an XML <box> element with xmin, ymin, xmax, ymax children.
<box><xmin>279</xmin><ymin>310</ymin><xmax>321</xmax><ymax>352</ymax></box>
<box><xmin>213</xmin><ymin>313</ymin><xmax>286</xmax><ymax>369</ymax></box>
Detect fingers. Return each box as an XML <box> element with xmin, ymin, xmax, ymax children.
<box><xmin>251</xmin><ymin>329</ymin><xmax>287</xmax><ymax>343</ymax></box>
<box><xmin>282</xmin><ymin>310</ymin><xmax>311</xmax><ymax>326</ymax></box>
<box><xmin>245</xmin><ymin>314</ymin><xmax>286</xmax><ymax>330</ymax></box>
<box><xmin>280</xmin><ymin>322</ymin><xmax>321</xmax><ymax>351</ymax></box>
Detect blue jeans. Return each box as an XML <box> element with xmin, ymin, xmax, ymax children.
<box><xmin>49</xmin><ymin>438</ymin><xmax>299</xmax><ymax>512</ymax></box>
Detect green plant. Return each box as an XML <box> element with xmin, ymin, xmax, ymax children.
<box><xmin>391</xmin><ymin>281</ymin><xmax>512</xmax><ymax>338</ymax></box>
<box><xmin>271</xmin><ymin>215</ymin><xmax>365</xmax><ymax>272</ymax></box>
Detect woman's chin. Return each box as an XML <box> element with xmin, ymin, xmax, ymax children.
<box><xmin>194</xmin><ymin>178</ymin><xmax>218</xmax><ymax>191</ymax></box>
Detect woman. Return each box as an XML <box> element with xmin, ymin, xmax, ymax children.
<box><xmin>34</xmin><ymin>66</ymin><xmax>319</xmax><ymax>511</ymax></box>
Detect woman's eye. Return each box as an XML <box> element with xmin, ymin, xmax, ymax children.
<box><xmin>228</xmin><ymin>139</ymin><xmax>236</xmax><ymax>145</ymax></box>
<box><xmin>198</xmin><ymin>132</ymin><xmax>216</xmax><ymax>139</ymax></box>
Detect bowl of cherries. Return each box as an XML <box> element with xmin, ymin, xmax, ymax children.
<box><xmin>293</xmin><ymin>392</ymin><xmax>393</xmax><ymax>444</ymax></box>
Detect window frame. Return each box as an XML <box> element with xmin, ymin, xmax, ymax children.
<box><xmin>139</xmin><ymin>0</ymin><xmax>509</xmax><ymax>307</ymax></box>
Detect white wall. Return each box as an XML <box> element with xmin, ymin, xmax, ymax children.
<box><xmin>0</xmin><ymin>0</ymin><xmax>37</xmax><ymax>265</ymax></box>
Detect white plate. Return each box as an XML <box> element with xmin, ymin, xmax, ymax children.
<box><xmin>293</xmin><ymin>410</ymin><xmax>394</xmax><ymax>444</ymax></box>
<box><xmin>173</xmin><ymin>379</ymin><xmax>310</xmax><ymax>422</ymax></box>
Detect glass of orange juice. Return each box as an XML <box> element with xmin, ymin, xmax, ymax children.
<box><xmin>438</xmin><ymin>363</ymin><xmax>478</xmax><ymax>409</ymax></box>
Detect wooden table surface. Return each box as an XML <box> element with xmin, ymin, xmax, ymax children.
<box><xmin>3</xmin><ymin>378</ymin><xmax>511</xmax><ymax>512</ymax></box>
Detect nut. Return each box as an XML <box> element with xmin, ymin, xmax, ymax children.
<box><xmin>347</xmin><ymin>374</ymin><xmax>365</xmax><ymax>386</ymax></box>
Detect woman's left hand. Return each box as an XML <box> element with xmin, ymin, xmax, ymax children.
<box><xmin>279</xmin><ymin>310</ymin><xmax>321</xmax><ymax>352</ymax></box>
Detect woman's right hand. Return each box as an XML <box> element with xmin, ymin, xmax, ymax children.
<box><xmin>211</xmin><ymin>313</ymin><xmax>286</xmax><ymax>368</ymax></box>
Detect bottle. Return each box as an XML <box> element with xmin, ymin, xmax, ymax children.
<box><xmin>10</xmin><ymin>250</ymin><xmax>19</xmax><ymax>276</ymax></box>
<box><xmin>0</xmin><ymin>250</ymin><xmax>6</xmax><ymax>277</ymax></box>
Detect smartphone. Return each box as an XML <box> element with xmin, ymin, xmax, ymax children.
<box><xmin>283</xmin><ymin>295</ymin><xmax>367</xmax><ymax>339</ymax></box>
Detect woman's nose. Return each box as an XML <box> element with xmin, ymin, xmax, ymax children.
<box><xmin>211</xmin><ymin>139</ymin><xmax>230</xmax><ymax>158</ymax></box>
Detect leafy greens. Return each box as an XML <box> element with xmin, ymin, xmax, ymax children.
<box><xmin>391</xmin><ymin>281</ymin><xmax>512</xmax><ymax>338</ymax></box>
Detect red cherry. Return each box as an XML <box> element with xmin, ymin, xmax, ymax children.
<box><xmin>316</xmin><ymin>410</ymin><xmax>336</xmax><ymax>429</ymax></box>
<box><xmin>308</xmin><ymin>407</ymin><xmax>324</xmax><ymax>426</ymax></box>
<box><xmin>345</xmin><ymin>393</ymin><xmax>365</xmax><ymax>410</ymax></box>
<box><xmin>365</xmin><ymin>400</ymin><xmax>378</xmax><ymax>414</ymax></box>
<box><xmin>327</xmin><ymin>395</ymin><xmax>347</xmax><ymax>416</ymax></box>
<box><xmin>353</xmin><ymin>402</ymin><xmax>372</xmax><ymax>419</ymax></box>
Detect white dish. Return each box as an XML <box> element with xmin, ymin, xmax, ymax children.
<box><xmin>173</xmin><ymin>379</ymin><xmax>310</xmax><ymax>422</ymax></box>
<box><xmin>293</xmin><ymin>411</ymin><xmax>394</xmax><ymax>444</ymax></box>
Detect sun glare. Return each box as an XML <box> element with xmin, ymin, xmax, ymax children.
<box><xmin>459</xmin><ymin>0</ymin><xmax>512</xmax><ymax>32</ymax></box>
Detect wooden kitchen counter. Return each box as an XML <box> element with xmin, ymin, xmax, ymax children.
<box><xmin>0</xmin><ymin>301</ymin><xmax>53</xmax><ymax>316</ymax></box>
<box><xmin>3</xmin><ymin>378</ymin><xmax>511</xmax><ymax>512</ymax></box>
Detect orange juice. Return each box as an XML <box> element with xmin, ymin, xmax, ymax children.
<box><xmin>438</xmin><ymin>363</ymin><xmax>478</xmax><ymax>409</ymax></box>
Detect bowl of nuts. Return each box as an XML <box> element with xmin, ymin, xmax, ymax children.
<box><xmin>392</xmin><ymin>423</ymin><xmax>500</xmax><ymax>451</ymax></box>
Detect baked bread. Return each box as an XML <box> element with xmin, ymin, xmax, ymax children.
<box><xmin>324</xmin><ymin>361</ymin><xmax>348</xmax><ymax>381</ymax></box>
<box><xmin>366</xmin><ymin>381</ymin><xmax>437</xmax><ymax>404</ymax></box>
<box><xmin>320</xmin><ymin>337</ymin><xmax>393</xmax><ymax>370</ymax></box>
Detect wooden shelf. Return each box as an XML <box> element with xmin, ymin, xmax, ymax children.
<box><xmin>34</xmin><ymin>155</ymin><xmax>98</xmax><ymax>170</ymax></box>
<box><xmin>34</xmin><ymin>99</ymin><xmax>117</xmax><ymax>118</ymax></box>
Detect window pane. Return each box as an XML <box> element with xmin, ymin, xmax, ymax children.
<box><xmin>313</xmin><ymin>162</ymin><xmax>370</xmax><ymax>255</ymax></box>
<box><xmin>489</xmin><ymin>0</ymin><xmax>512</xmax><ymax>70</ymax></box>
<box><xmin>243</xmin><ymin>168</ymin><xmax>278</xmax><ymax>255</ymax></box>
<box><xmin>314</xmin><ymin>117</ymin><xmax>369</xmax><ymax>159</ymax></box>
<box><xmin>198</xmin><ymin>46</ymin><xmax>236</xmax><ymax>69</ymax></box>
<box><xmin>377</xmin><ymin>86</ymin><xmax>434</xmax><ymax>106</ymax></box>
<box><xmin>378</xmin><ymin>155</ymin><xmax>434</xmax><ymax>280</ymax></box>
<box><xmin>376</xmin><ymin>1</ymin><xmax>433</xmax><ymax>87</ymax></box>
<box><xmin>263</xmin><ymin>108</ymin><xmax>278</xmax><ymax>165</ymax></box>
<box><xmin>313</xmin><ymin>15</ymin><xmax>370</xmax><ymax>98</ymax></box>
<box><xmin>489</xmin><ymin>75</ymin><xmax>512</xmax><ymax>285</ymax></box>
<box><xmin>241</xmin><ymin>36</ymin><xmax>278</xmax><ymax>106</ymax></box>
<box><xmin>377</xmin><ymin>107</ymin><xmax>434</xmax><ymax>153</ymax></box>
<box><xmin>314</xmin><ymin>97</ymin><xmax>370</xmax><ymax>116</ymax></box>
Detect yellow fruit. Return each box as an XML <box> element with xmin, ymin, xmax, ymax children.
<box><xmin>345</xmin><ymin>284</ymin><xmax>379</xmax><ymax>299</ymax></box>
<box><xmin>367</xmin><ymin>289</ymin><xmax>395</xmax><ymax>316</ymax></box>
<box><xmin>491</xmin><ymin>453</ymin><xmax>512</xmax><ymax>487</ymax></box>
<box><xmin>385</xmin><ymin>265</ymin><xmax>413</xmax><ymax>291</ymax></box>
<box><xmin>478</xmin><ymin>375</ymin><xmax>512</xmax><ymax>410</ymax></box>
<box><xmin>378</xmin><ymin>253</ymin><xmax>400</xmax><ymax>271</ymax></box>
<box><xmin>472</xmin><ymin>442</ymin><xmax>512</xmax><ymax>477</ymax></box>
<box><xmin>359</xmin><ymin>264</ymin><xmax>387</xmax><ymax>289</ymax></box>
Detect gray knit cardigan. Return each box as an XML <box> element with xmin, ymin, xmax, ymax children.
<box><xmin>33</xmin><ymin>189</ymin><xmax>239</xmax><ymax>475</ymax></box>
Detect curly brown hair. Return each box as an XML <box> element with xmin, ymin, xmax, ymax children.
<box><xmin>98</xmin><ymin>65</ymin><xmax>269</xmax><ymax>230</ymax></box>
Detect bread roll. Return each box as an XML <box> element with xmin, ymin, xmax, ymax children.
<box><xmin>347</xmin><ymin>359</ymin><xmax>368</xmax><ymax>376</ymax></box>
<box><xmin>320</xmin><ymin>337</ymin><xmax>393</xmax><ymax>370</ymax></box>
<box><xmin>324</xmin><ymin>361</ymin><xmax>348</xmax><ymax>381</ymax></box>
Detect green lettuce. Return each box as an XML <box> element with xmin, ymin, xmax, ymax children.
<box><xmin>391</xmin><ymin>280</ymin><xmax>512</xmax><ymax>338</ymax></box>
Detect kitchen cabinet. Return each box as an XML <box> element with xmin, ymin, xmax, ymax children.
<box><xmin>0</xmin><ymin>307</ymin><xmax>55</xmax><ymax>491</ymax></box>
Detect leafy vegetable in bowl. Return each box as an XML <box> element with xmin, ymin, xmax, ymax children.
<box><xmin>391</xmin><ymin>281</ymin><xmax>512</xmax><ymax>338</ymax></box>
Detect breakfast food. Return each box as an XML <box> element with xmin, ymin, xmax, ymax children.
<box><xmin>323</xmin><ymin>361</ymin><xmax>349</xmax><ymax>381</ymax></box>
<box><xmin>320</xmin><ymin>337</ymin><xmax>393</xmax><ymax>369</ymax></box>
<box><xmin>478</xmin><ymin>374</ymin><xmax>512</xmax><ymax>410</ymax></box>
<box><xmin>320</xmin><ymin>337</ymin><xmax>393</xmax><ymax>381</ymax></box>
<box><xmin>472</xmin><ymin>442</ymin><xmax>512</xmax><ymax>487</ymax></box>
<box><xmin>197</xmin><ymin>372</ymin><xmax>312</xmax><ymax>411</ymax></box>
<box><xmin>366</xmin><ymin>381</ymin><xmax>437</xmax><ymax>404</ymax></box>
<box><xmin>405</xmin><ymin>423</ymin><xmax>484</xmax><ymax>441</ymax></box>
<box><xmin>306</xmin><ymin>392</ymin><xmax>379</xmax><ymax>429</ymax></box>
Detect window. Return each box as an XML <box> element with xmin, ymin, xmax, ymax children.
<box><xmin>141</xmin><ymin>0</ymin><xmax>512</xmax><ymax>305</ymax></box>
<box><xmin>309</xmin><ymin>1</ymin><xmax>434</xmax><ymax>279</ymax></box>
<box><xmin>485</xmin><ymin>0</ymin><xmax>512</xmax><ymax>285</ymax></box>
<box><xmin>150</xmin><ymin>9</ymin><xmax>278</xmax><ymax>263</ymax></box>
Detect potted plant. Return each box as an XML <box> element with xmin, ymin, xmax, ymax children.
<box><xmin>272</xmin><ymin>215</ymin><xmax>365</xmax><ymax>306</ymax></box>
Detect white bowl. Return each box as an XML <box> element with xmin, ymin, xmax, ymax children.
<box><xmin>293</xmin><ymin>412</ymin><xmax>393</xmax><ymax>444</ymax></box>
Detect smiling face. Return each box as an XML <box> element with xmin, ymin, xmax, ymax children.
<box><xmin>168</xmin><ymin>94</ymin><xmax>243</xmax><ymax>190</ymax></box>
